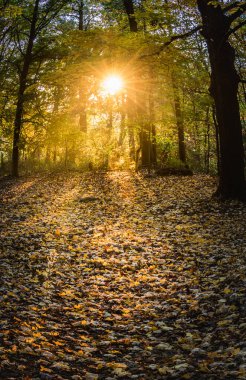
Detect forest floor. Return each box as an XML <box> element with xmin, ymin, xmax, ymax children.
<box><xmin>0</xmin><ymin>171</ymin><xmax>246</xmax><ymax>380</ymax></box>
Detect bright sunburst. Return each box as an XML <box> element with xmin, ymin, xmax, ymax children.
<box><xmin>102</xmin><ymin>75</ymin><xmax>123</xmax><ymax>95</ymax></box>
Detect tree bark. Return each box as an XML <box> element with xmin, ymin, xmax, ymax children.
<box><xmin>118</xmin><ymin>94</ymin><xmax>126</xmax><ymax>146</ymax></box>
<box><xmin>212</xmin><ymin>104</ymin><xmax>220</xmax><ymax>176</ymax></box>
<box><xmin>122</xmin><ymin>0</ymin><xmax>138</xmax><ymax>161</ymax></box>
<box><xmin>171</xmin><ymin>72</ymin><xmax>186</xmax><ymax>164</ymax></box>
<box><xmin>140</xmin><ymin>125</ymin><xmax>150</xmax><ymax>167</ymax></box>
<box><xmin>78</xmin><ymin>1</ymin><xmax>87</xmax><ymax>133</ymax></box>
<box><xmin>122</xmin><ymin>0</ymin><xmax>138</xmax><ymax>32</ymax></box>
<box><xmin>78</xmin><ymin>0</ymin><xmax>84</xmax><ymax>31</ymax></box>
<box><xmin>197</xmin><ymin>0</ymin><xmax>246</xmax><ymax>200</ymax></box>
<box><xmin>151</xmin><ymin>123</ymin><xmax>157</xmax><ymax>166</ymax></box>
<box><xmin>204</xmin><ymin>106</ymin><xmax>210</xmax><ymax>174</ymax></box>
<box><xmin>12</xmin><ymin>0</ymin><xmax>40</xmax><ymax>177</ymax></box>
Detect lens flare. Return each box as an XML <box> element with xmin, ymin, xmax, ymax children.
<box><xmin>102</xmin><ymin>75</ymin><xmax>123</xmax><ymax>95</ymax></box>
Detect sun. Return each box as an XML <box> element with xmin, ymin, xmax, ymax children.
<box><xmin>102</xmin><ymin>75</ymin><xmax>123</xmax><ymax>95</ymax></box>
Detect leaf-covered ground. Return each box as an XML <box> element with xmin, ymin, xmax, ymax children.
<box><xmin>0</xmin><ymin>172</ymin><xmax>246</xmax><ymax>380</ymax></box>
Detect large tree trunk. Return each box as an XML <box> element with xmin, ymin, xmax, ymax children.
<box><xmin>12</xmin><ymin>0</ymin><xmax>40</xmax><ymax>177</ymax></box>
<box><xmin>212</xmin><ymin>104</ymin><xmax>220</xmax><ymax>176</ymax></box>
<box><xmin>197</xmin><ymin>0</ymin><xmax>246</xmax><ymax>200</ymax></box>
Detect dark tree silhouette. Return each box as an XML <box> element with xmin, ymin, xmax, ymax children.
<box><xmin>197</xmin><ymin>0</ymin><xmax>246</xmax><ymax>200</ymax></box>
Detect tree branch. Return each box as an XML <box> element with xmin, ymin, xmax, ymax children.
<box><xmin>223</xmin><ymin>1</ymin><xmax>241</xmax><ymax>13</ymax></box>
<box><xmin>228</xmin><ymin>19</ymin><xmax>246</xmax><ymax>37</ymax></box>
<box><xmin>36</xmin><ymin>1</ymin><xmax>68</xmax><ymax>33</ymax></box>
<box><xmin>140</xmin><ymin>25</ymin><xmax>202</xmax><ymax>59</ymax></box>
<box><xmin>228</xmin><ymin>2</ymin><xmax>246</xmax><ymax>23</ymax></box>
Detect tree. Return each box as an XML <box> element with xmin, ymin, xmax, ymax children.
<box><xmin>1</xmin><ymin>0</ymin><xmax>242</xmax><ymax>183</ymax></box>
<box><xmin>11</xmin><ymin>0</ymin><xmax>69</xmax><ymax>177</ymax></box>
<box><xmin>197</xmin><ymin>0</ymin><xmax>246</xmax><ymax>200</ymax></box>
<box><xmin>122</xmin><ymin>0</ymin><xmax>159</xmax><ymax>169</ymax></box>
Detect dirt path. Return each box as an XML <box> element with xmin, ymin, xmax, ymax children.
<box><xmin>0</xmin><ymin>172</ymin><xmax>246</xmax><ymax>379</ymax></box>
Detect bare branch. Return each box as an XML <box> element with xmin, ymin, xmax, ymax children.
<box><xmin>36</xmin><ymin>1</ymin><xmax>68</xmax><ymax>33</ymax></box>
<box><xmin>140</xmin><ymin>25</ymin><xmax>202</xmax><ymax>59</ymax></box>
<box><xmin>228</xmin><ymin>19</ymin><xmax>246</xmax><ymax>36</ymax></box>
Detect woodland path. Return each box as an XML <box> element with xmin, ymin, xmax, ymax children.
<box><xmin>0</xmin><ymin>171</ymin><xmax>246</xmax><ymax>380</ymax></box>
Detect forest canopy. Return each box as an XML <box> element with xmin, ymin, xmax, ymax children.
<box><xmin>0</xmin><ymin>0</ymin><xmax>245</xmax><ymax>199</ymax></box>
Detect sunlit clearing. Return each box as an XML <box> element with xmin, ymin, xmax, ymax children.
<box><xmin>102</xmin><ymin>75</ymin><xmax>123</xmax><ymax>95</ymax></box>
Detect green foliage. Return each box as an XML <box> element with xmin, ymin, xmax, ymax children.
<box><xmin>0</xmin><ymin>4</ymin><xmax>22</xmax><ymax>17</ymax></box>
<box><xmin>0</xmin><ymin>0</ymin><xmax>244</xmax><ymax>176</ymax></box>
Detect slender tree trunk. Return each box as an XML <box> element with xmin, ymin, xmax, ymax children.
<box><xmin>78</xmin><ymin>1</ymin><xmax>87</xmax><ymax>133</ymax></box>
<box><xmin>139</xmin><ymin>84</ymin><xmax>157</xmax><ymax>170</ymax></box>
<box><xmin>151</xmin><ymin>124</ymin><xmax>157</xmax><ymax>166</ymax></box>
<box><xmin>118</xmin><ymin>94</ymin><xmax>126</xmax><ymax>146</ymax></box>
<box><xmin>197</xmin><ymin>0</ymin><xmax>246</xmax><ymax>200</ymax></box>
<box><xmin>122</xmin><ymin>0</ymin><xmax>138</xmax><ymax>32</ymax></box>
<box><xmin>78</xmin><ymin>0</ymin><xmax>84</xmax><ymax>31</ymax></box>
<box><xmin>53</xmin><ymin>148</ymin><xmax>57</xmax><ymax>164</ymax></box>
<box><xmin>125</xmin><ymin>88</ymin><xmax>136</xmax><ymax>161</ymax></box>
<box><xmin>12</xmin><ymin>0</ymin><xmax>40</xmax><ymax>177</ymax></box>
<box><xmin>0</xmin><ymin>152</ymin><xmax>4</xmax><ymax>174</ymax></box>
<box><xmin>64</xmin><ymin>140</ymin><xmax>68</xmax><ymax>169</ymax></box>
<box><xmin>204</xmin><ymin>106</ymin><xmax>210</xmax><ymax>173</ymax></box>
<box><xmin>123</xmin><ymin>0</ymin><xmax>138</xmax><ymax>161</ymax></box>
<box><xmin>140</xmin><ymin>125</ymin><xmax>150</xmax><ymax>167</ymax></box>
<box><xmin>171</xmin><ymin>72</ymin><xmax>186</xmax><ymax>164</ymax></box>
<box><xmin>149</xmin><ymin>80</ymin><xmax>157</xmax><ymax>167</ymax></box>
<box><xmin>46</xmin><ymin>147</ymin><xmax>51</xmax><ymax>166</ymax></box>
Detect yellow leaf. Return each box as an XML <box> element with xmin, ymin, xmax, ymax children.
<box><xmin>40</xmin><ymin>366</ymin><xmax>52</xmax><ymax>373</ymax></box>
<box><xmin>218</xmin><ymin>320</ymin><xmax>230</xmax><ymax>327</ymax></box>
<box><xmin>111</xmin><ymin>363</ymin><xmax>127</xmax><ymax>369</ymax></box>
<box><xmin>224</xmin><ymin>288</ymin><xmax>232</xmax><ymax>294</ymax></box>
<box><xmin>74</xmin><ymin>304</ymin><xmax>82</xmax><ymax>309</ymax></box>
<box><xmin>25</xmin><ymin>338</ymin><xmax>34</xmax><ymax>344</ymax></box>
<box><xmin>158</xmin><ymin>366</ymin><xmax>169</xmax><ymax>375</ymax></box>
<box><xmin>33</xmin><ymin>332</ymin><xmax>42</xmax><ymax>338</ymax></box>
<box><xmin>54</xmin><ymin>341</ymin><xmax>63</xmax><ymax>346</ymax></box>
<box><xmin>231</xmin><ymin>348</ymin><xmax>241</xmax><ymax>356</ymax></box>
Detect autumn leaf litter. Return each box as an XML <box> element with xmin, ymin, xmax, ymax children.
<box><xmin>0</xmin><ymin>172</ymin><xmax>245</xmax><ymax>380</ymax></box>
